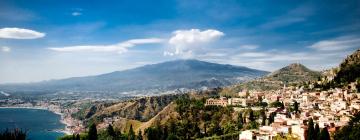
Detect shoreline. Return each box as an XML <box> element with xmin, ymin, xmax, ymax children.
<box><xmin>0</xmin><ymin>106</ymin><xmax>72</xmax><ymax>135</ymax></box>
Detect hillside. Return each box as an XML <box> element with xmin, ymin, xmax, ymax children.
<box><xmin>74</xmin><ymin>89</ymin><xmax>223</xmax><ymax>134</ymax></box>
<box><xmin>90</xmin><ymin>94</ymin><xmax>185</xmax><ymax>122</ymax></box>
<box><xmin>220</xmin><ymin>63</ymin><xmax>321</xmax><ymax>96</ymax></box>
<box><xmin>265</xmin><ymin>63</ymin><xmax>321</xmax><ymax>84</ymax></box>
<box><xmin>0</xmin><ymin>59</ymin><xmax>268</xmax><ymax>93</ymax></box>
<box><xmin>333</xmin><ymin>49</ymin><xmax>360</xmax><ymax>86</ymax></box>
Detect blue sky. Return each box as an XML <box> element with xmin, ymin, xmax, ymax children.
<box><xmin>0</xmin><ymin>0</ymin><xmax>359</xmax><ymax>83</ymax></box>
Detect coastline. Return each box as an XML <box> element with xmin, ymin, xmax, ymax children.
<box><xmin>0</xmin><ymin>106</ymin><xmax>72</xmax><ymax>135</ymax></box>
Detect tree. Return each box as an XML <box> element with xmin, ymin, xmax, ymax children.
<box><xmin>270</xmin><ymin>101</ymin><xmax>284</xmax><ymax>108</ymax></box>
<box><xmin>248</xmin><ymin>109</ymin><xmax>255</xmax><ymax>122</ymax></box>
<box><xmin>280</xmin><ymin>102</ymin><xmax>285</xmax><ymax>110</ymax></box>
<box><xmin>314</xmin><ymin>123</ymin><xmax>320</xmax><ymax>140</ymax></box>
<box><xmin>211</xmin><ymin>121</ymin><xmax>223</xmax><ymax>136</ymax></box>
<box><xmin>268</xmin><ymin>112</ymin><xmax>276</xmax><ymax>125</ymax></box>
<box><xmin>0</xmin><ymin>129</ymin><xmax>27</xmax><ymax>140</ymax></box>
<box><xmin>261</xmin><ymin>110</ymin><xmax>266</xmax><ymax>126</ymax></box>
<box><xmin>319</xmin><ymin>128</ymin><xmax>330</xmax><ymax>140</ymax></box>
<box><xmin>224</xmin><ymin>122</ymin><xmax>236</xmax><ymax>134</ymax></box>
<box><xmin>162</xmin><ymin>125</ymin><xmax>168</xmax><ymax>140</ymax></box>
<box><xmin>248</xmin><ymin>121</ymin><xmax>259</xmax><ymax>129</ymax></box>
<box><xmin>107</xmin><ymin>124</ymin><xmax>116</xmax><ymax>137</ymax></box>
<box><xmin>129</xmin><ymin>125</ymin><xmax>136</xmax><ymax>140</ymax></box>
<box><xmin>306</xmin><ymin>119</ymin><xmax>314</xmax><ymax>140</ymax></box>
<box><xmin>334</xmin><ymin>111</ymin><xmax>360</xmax><ymax>140</ymax></box>
<box><xmin>145</xmin><ymin>126</ymin><xmax>162</xmax><ymax>140</ymax></box>
<box><xmin>88</xmin><ymin>123</ymin><xmax>98</xmax><ymax>140</ymax></box>
<box><xmin>137</xmin><ymin>130</ymin><xmax>143</xmax><ymax>140</ymax></box>
<box><xmin>76</xmin><ymin>134</ymin><xmax>80</xmax><ymax>140</ymax></box>
<box><xmin>169</xmin><ymin>119</ymin><xmax>177</xmax><ymax>135</ymax></box>
<box><xmin>237</xmin><ymin>112</ymin><xmax>244</xmax><ymax>130</ymax></box>
<box><xmin>166</xmin><ymin>133</ymin><xmax>179</xmax><ymax>140</ymax></box>
<box><xmin>293</xmin><ymin>101</ymin><xmax>299</xmax><ymax>113</ymax></box>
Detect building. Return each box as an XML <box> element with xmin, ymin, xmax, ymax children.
<box><xmin>239</xmin><ymin>130</ymin><xmax>253</xmax><ymax>140</ymax></box>
<box><xmin>205</xmin><ymin>97</ymin><xmax>228</xmax><ymax>107</ymax></box>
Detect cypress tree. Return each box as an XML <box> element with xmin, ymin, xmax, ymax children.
<box><xmin>107</xmin><ymin>124</ymin><xmax>116</xmax><ymax>137</ymax></box>
<box><xmin>76</xmin><ymin>134</ymin><xmax>80</xmax><ymax>140</ymax></box>
<box><xmin>261</xmin><ymin>110</ymin><xmax>266</xmax><ymax>126</ymax></box>
<box><xmin>162</xmin><ymin>126</ymin><xmax>168</xmax><ymax>140</ymax></box>
<box><xmin>129</xmin><ymin>124</ymin><xmax>136</xmax><ymax>140</ymax></box>
<box><xmin>319</xmin><ymin>128</ymin><xmax>330</xmax><ymax>140</ymax></box>
<box><xmin>169</xmin><ymin>120</ymin><xmax>177</xmax><ymax>135</ymax></box>
<box><xmin>268</xmin><ymin>112</ymin><xmax>276</xmax><ymax>125</ymax></box>
<box><xmin>307</xmin><ymin>119</ymin><xmax>314</xmax><ymax>140</ymax></box>
<box><xmin>237</xmin><ymin>112</ymin><xmax>243</xmax><ymax>130</ymax></box>
<box><xmin>294</xmin><ymin>101</ymin><xmax>299</xmax><ymax>113</ymax></box>
<box><xmin>280</xmin><ymin>102</ymin><xmax>285</xmax><ymax>109</ymax></box>
<box><xmin>249</xmin><ymin>109</ymin><xmax>255</xmax><ymax>122</ymax></box>
<box><xmin>314</xmin><ymin>123</ymin><xmax>320</xmax><ymax>140</ymax></box>
<box><xmin>88</xmin><ymin>123</ymin><xmax>97</xmax><ymax>140</ymax></box>
<box><xmin>137</xmin><ymin>130</ymin><xmax>143</xmax><ymax>140</ymax></box>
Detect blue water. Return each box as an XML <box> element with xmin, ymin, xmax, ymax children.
<box><xmin>0</xmin><ymin>108</ymin><xmax>65</xmax><ymax>140</ymax></box>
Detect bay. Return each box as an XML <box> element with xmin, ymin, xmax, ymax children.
<box><xmin>0</xmin><ymin>108</ymin><xmax>65</xmax><ymax>140</ymax></box>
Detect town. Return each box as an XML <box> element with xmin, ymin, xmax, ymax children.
<box><xmin>204</xmin><ymin>84</ymin><xmax>359</xmax><ymax>140</ymax></box>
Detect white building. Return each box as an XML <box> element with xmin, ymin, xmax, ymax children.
<box><xmin>239</xmin><ymin>130</ymin><xmax>253</xmax><ymax>140</ymax></box>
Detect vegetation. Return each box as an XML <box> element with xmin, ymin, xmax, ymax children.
<box><xmin>59</xmin><ymin>124</ymin><xmax>137</xmax><ymax>140</ymax></box>
<box><xmin>314</xmin><ymin>123</ymin><xmax>320</xmax><ymax>140</ymax></box>
<box><xmin>266</xmin><ymin>63</ymin><xmax>321</xmax><ymax>84</ymax></box>
<box><xmin>316</xmin><ymin>49</ymin><xmax>360</xmax><ymax>91</ymax></box>
<box><xmin>128</xmin><ymin>125</ymin><xmax>135</xmax><ymax>140</ymax></box>
<box><xmin>333</xmin><ymin>49</ymin><xmax>360</xmax><ymax>87</ymax></box>
<box><xmin>306</xmin><ymin>118</ymin><xmax>315</xmax><ymax>140</ymax></box>
<box><xmin>82</xmin><ymin>94</ymin><xmax>186</xmax><ymax>128</ymax></box>
<box><xmin>319</xmin><ymin>128</ymin><xmax>330</xmax><ymax>140</ymax></box>
<box><xmin>220</xmin><ymin>63</ymin><xmax>321</xmax><ymax>95</ymax></box>
<box><xmin>58</xmin><ymin>134</ymin><xmax>86</xmax><ymax>140</ymax></box>
<box><xmin>270</xmin><ymin>101</ymin><xmax>284</xmax><ymax>109</ymax></box>
<box><xmin>334</xmin><ymin>111</ymin><xmax>360</xmax><ymax>140</ymax></box>
<box><xmin>0</xmin><ymin>129</ymin><xmax>27</xmax><ymax>140</ymax></box>
<box><xmin>142</xmin><ymin>96</ymin><xmax>266</xmax><ymax>139</ymax></box>
<box><xmin>88</xmin><ymin>124</ymin><xmax>98</xmax><ymax>140</ymax></box>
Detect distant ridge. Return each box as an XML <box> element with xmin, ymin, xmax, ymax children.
<box><xmin>0</xmin><ymin>59</ymin><xmax>269</xmax><ymax>93</ymax></box>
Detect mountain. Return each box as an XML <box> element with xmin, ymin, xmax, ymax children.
<box><xmin>265</xmin><ymin>63</ymin><xmax>322</xmax><ymax>83</ymax></box>
<box><xmin>220</xmin><ymin>63</ymin><xmax>321</xmax><ymax>95</ymax></box>
<box><xmin>0</xmin><ymin>59</ymin><xmax>268</xmax><ymax>93</ymax></box>
<box><xmin>333</xmin><ymin>49</ymin><xmax>360</xmax><ymax>85</ymax></box>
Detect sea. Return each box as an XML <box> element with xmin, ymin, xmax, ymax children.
<box><xmin>0</xmin><ymin>108</ymin><xmax>65</xmax><ymax>140</ymax></box>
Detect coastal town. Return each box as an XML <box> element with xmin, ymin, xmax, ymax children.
<box><xmin>204</xmin><ymin>84</ymin><xmax>359</xmax><ymax>140</ymax></box>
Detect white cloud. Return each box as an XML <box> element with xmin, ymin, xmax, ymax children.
<box><xmin>309</xmin><ymin>36</ymin><xmax>360</xmax><ymax>51</ymax></box>
<box><xmin>238</xmin><ymin>52</ymin><xmax>269</xmax><ymax>57</ymax></box>
<box><xmin>169</xmin><ymin>29</ymin><xmax>224</xmax><ymax>46</ymax></box>
<box><xmin>163</xmin><ymin>51</ymin><xmax>174</xmax><ymax>56</ymax></box>
<box><xmin>1</xmin><ymin>46</ymin><xmax>11</xmax><ymax>52</ymax></box>
<box><xmin>238</xmin><ymin>45</ymin><xmax>259</xmax><ymax>50</ymax></box>
<box><xmin>0</xmin><ymin>28</ymin><xmax>45</xmax><ymax>39</ymax></box>
<box><xmin>48</xmin><ymin>38</ymin><xmax>164</xmax><ymax>54</ymax></box>
<box><xmin>72</xmin><ymin>12</ymin><xmax>82</xmax><ymax>16</ymax></box>
<box><xmin>167</xmin><ymin>29</ymin><xmax>224</xmax><ymax>56</ymax></box>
